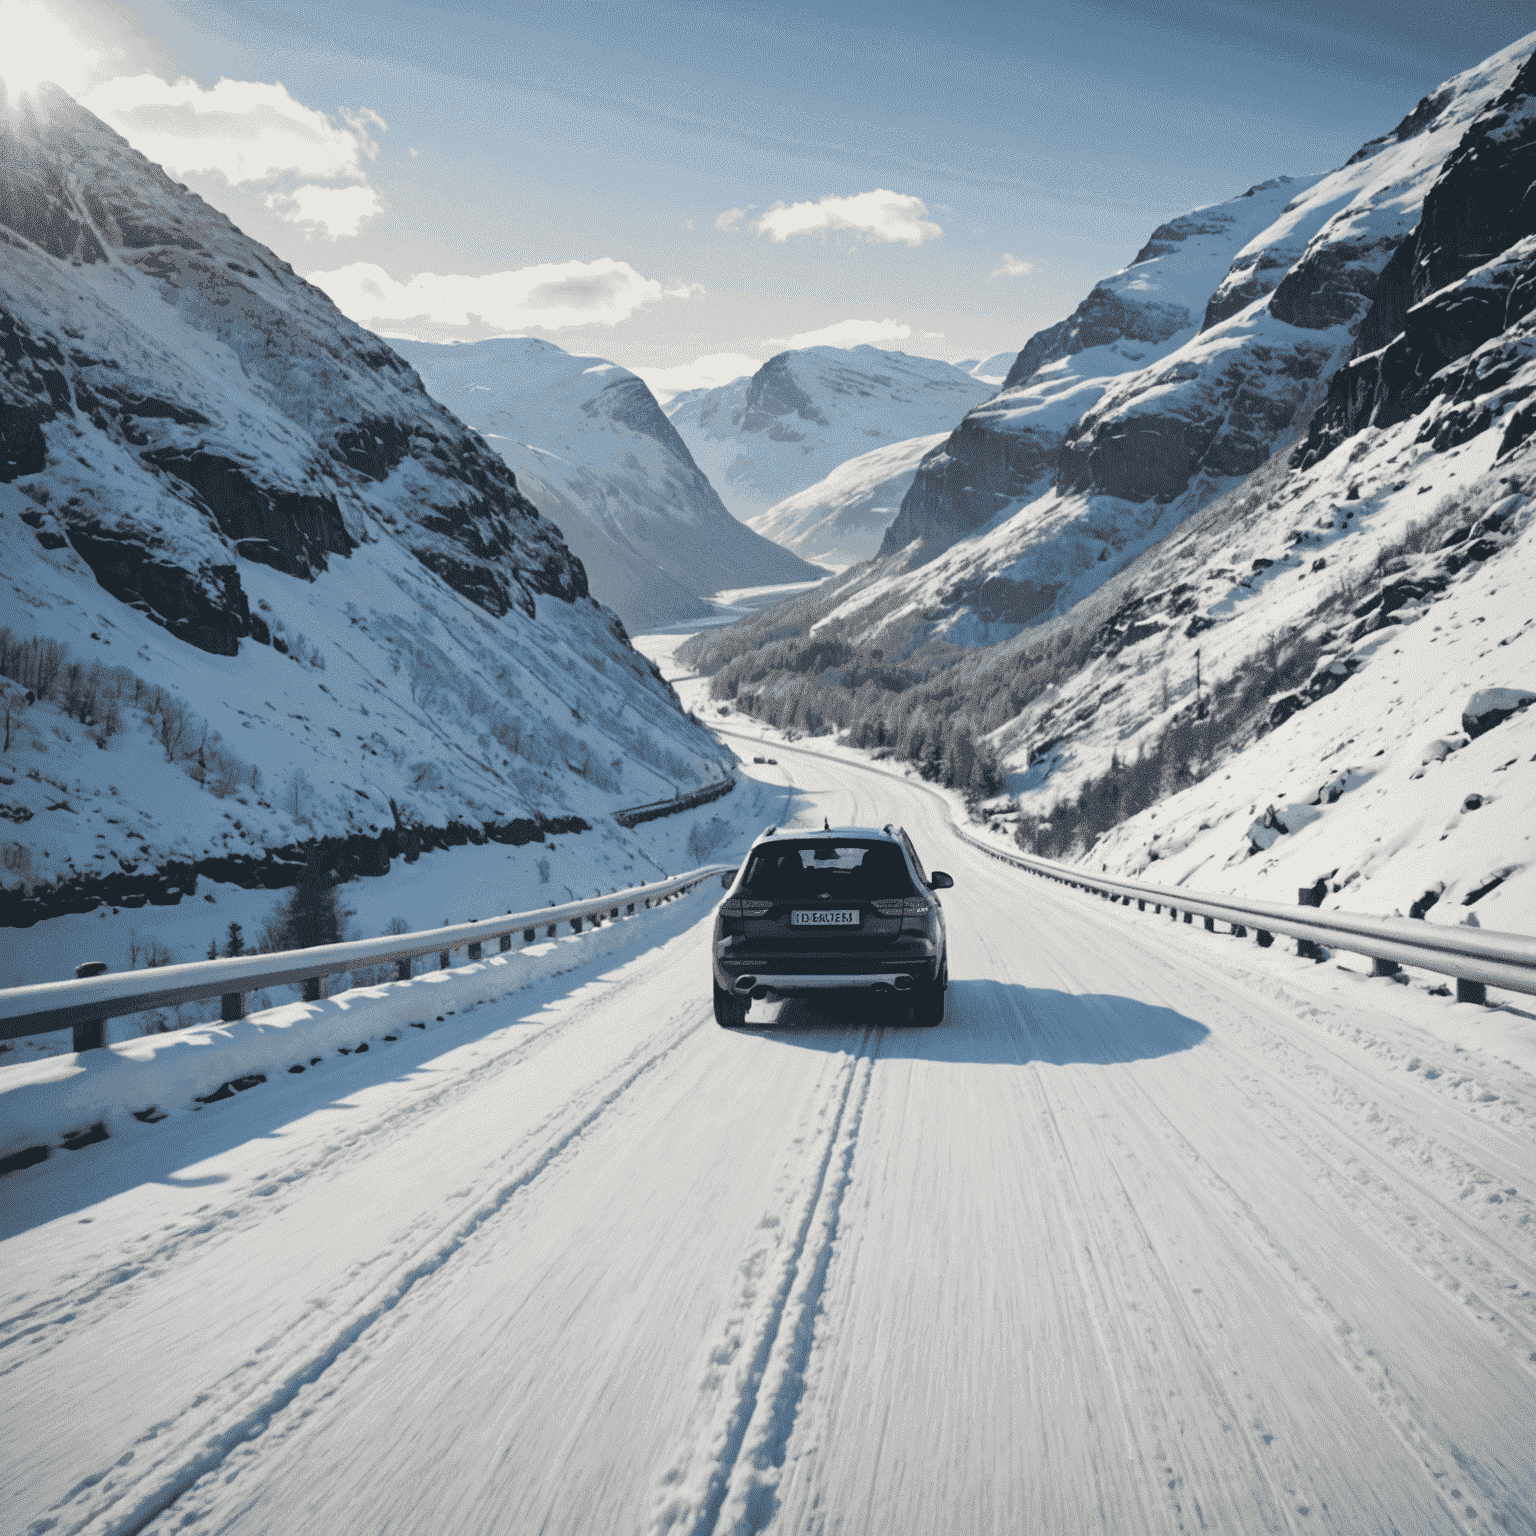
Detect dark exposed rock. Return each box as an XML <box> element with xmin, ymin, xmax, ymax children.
<box><xmin>1295</xmin><ymin>50</ymin><xmax>1536</xmax><ymax>469</ymax></box>
<box><xmin>1347</xmin><ymin>88</ymin><xmax>1455</xmax><ymax>166</ymax></box>
<box><xmin>738</xmin><ymin>352</ymin><xmax>829</xmax><ymax>438</ymax></box>
<box><xmin>1462</xmin><ymin>687</ymin><xmax>1535</xmax><ymax>739</ymax></box>
<box><xmin>1002</xmin><ymin>286</ymin><xmax>1190</xmax><ymax>391</ymax></box>
<box><xmin>332</xmin><ymin>415</ymin><xmax>413</xmax><ymax>482</ymax></box>
<box><xmin>143</xmin><ymin>449</ymin><xmax>354</xmax><ymax>579</ymax></box>
<box><xmin>1058</xmin><ymin>413</ymin><xmax>1221</xmax><ymax>504</ymax></box>
<box><xmin>1268</xmin><ymin>237</ymin><xmax>1400</xmax><ymax>331</ymax></box>
<box><xmin>878</xmin><ymin>414</ymin><xmax>1058</xmax><ymax>559</ymax></box>
<box><xmin>63</xmin><ymin>521</ymin><xmax>253</xmax><ymax>656</ymax></box>
<box><xmin>0</xmin><ymin>812</ymin><xmax>593</xmax><ymax>927</ymax></box>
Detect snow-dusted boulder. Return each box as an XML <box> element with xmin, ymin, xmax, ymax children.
<box><xmin>1462</xmin><ymin>687</ymin><xmax>1536</xmax><ymax>738</ymax></box>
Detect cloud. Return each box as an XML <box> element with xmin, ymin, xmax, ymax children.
<box><xmin>631</xmin><ymin>352</ymin><xmax>762</xmax><ymax>404</ymax></box>
<box><xmin>769</xmin><ymin>318</ymin><xmax>915</xmax><ymax>350</ymax></box>
<box><xmin>714</xmin><ymin>205</ymin><xmax>754</xmax><ymax>232</ymax></box>
<box><xmin>752</xmin><ymin>190</ymin><xmax>941</xmax><ymax>247</ymax></box>
<box><xmin>307</xmin><ymin>257</ymin><xmax>698</xmax><ymax>338</ymax></box>
<box><xmin>989</xmin><ymin>252</ymin><xmax>1035</xmax><ymax>279</ymax></box>
<box><xmin>82</xmin><ymin>73</ymin><xmax>379</xmax><ymax>185</ymax></box>
<box><xmin>1</xmin><ymin>0</ymin><xmax>100</xmax><ymax>98</ymax></box>
<box><xmin>266</xmin><ymin>184</ymin><xmax>384</xmax><ymax>239</ymax></box>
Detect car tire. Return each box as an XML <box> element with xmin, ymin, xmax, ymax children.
<box><xmin>713</xmin><ymin>981</ymin><xmax>749</xmax><ymax>1028</ymax></box>
<box><xmin>910</xmin><ymin>965</ymin><xmax>946</xmax><ymax>1027</ymax></box>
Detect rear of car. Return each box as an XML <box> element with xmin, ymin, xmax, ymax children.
<box><xmin>712</xmin><ymin>826</ymin><xmax>948</xmax><ymax>1026</ymax></box>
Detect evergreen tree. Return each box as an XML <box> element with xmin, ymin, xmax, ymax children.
<box><xmin>269</xmin><ymin>849</ymin><xmax>342</xmax><ymax>951</ymax></box>
<box><xmin>223</xmin><ymin>922</ymin><xmax>245</xmax><ymax>958</ymax></box>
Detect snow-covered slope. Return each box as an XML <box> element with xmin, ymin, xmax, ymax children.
<box><xmin>772</xmin><ymin>35</ymin><xmax>1532</xmax><ymax>658</ymax></box>
<box><xmin>954</xmin><ymin>351</ymin><xmax>1017</xmax><ymax>385</ymax></box>
<box><xmin>680</xmin><ymin>32</ymin><xmax>1536</xmax><ymax>937</ymax></box>
<box><xmin>666</xmin><ymin>346</ymin><xmax>993</xmax><ymax>522</ymax></box>
<box><xmin>390</xmin><ymin>339</ymin><xmax>823</xmax><ymax>632</ymax></box>
<box><xmin>0</xmin><ymin>85</ymin><xmax>729</xmax><ymax>930</ymax></box>
<box><xmin>747</xmin><ymin>432</ymin><xmax>947</xmax><ymax>570</ymax></box>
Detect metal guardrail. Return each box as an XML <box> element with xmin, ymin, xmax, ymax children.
<box><xmin>715</xmin><ymin>726</ymin><xmax>1536</xmax><ymax>1006</ymax></box>
<box><xmin>0</xmin><ymin>865</ymin><xmax>735</xmax><ymax>1050</ymax></box>
<box><xmin>613</xmin><ymin>773</ymin><xmax>737</xmax><ymax>829</ymax></box>
<box><xmin>950</xmin><ymin>825</ymin><xmax>1536</xmax><ymax>1004</ymax></box>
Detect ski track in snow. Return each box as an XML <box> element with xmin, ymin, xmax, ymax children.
<box><xmin>4</xmin><ymin>741</ymin><xmax>1535</xmax><ymax>1535</ymax></box>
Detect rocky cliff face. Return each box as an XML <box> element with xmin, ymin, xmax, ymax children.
<box><xmin>667</xmin><ymin>346</ymin><xmax>993</xmax><ymax>522</ymax></box>
<box><xmin>0</xmin><ymin>88</ymin><xmax>587</xmax><ymax>655</ymax></box>
<box><xmin>1296</xmin><ymin>50</ymin><xmax>1536</xmax><ymax>468</ymax></box>
<box><xmin>0</xmin><ymin>85</ymin><xmax>728</xmax><ymax>926</ymax></box>
<box><xmin>392</xmin><ymin>338</ymin><xmax>823</xmax><ymax>631</ymax></box>
<box><xmin>880</xmin><ymin>177</ymin><xmax>1313</xmax><ymax>565</ymax></box>
<box><xmin>810</xmin><ymin>35</ymin><xmax>1535</xmax><ymax>655</ymax></box>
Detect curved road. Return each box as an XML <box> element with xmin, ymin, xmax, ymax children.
<box><xmin>4</xmin><ymin>743</ymin><xmax>1535</xmax><ymax>1536</ymax></box>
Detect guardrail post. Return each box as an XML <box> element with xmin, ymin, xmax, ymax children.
<box><xmin>303</xmin><ymin>974</ymin><xmax>326</xmax><ymax>1003</ymax></box>
<box><xmin>524</xmin><ymin>927</ymin><xmax>536</xmax><ymax>944</ymax></box>
<box><xmin>611</xmin><ymin>906</ymin><xmax>619</xmax><ymax>919</ymax></box>
<box><xmin>440</xmin><ymin>921</ymin><xmax>450</xmax><ymax>970</ymax></box>
<box><xmin>1297</xmin><ymin>937</ymin><xmax>1325</xmax><ymax>961</ymax></box>
<box><xmin>1370</xmin><ymin>957</ymin><xmax>1399</xmax><ymax>978</ymax></box>
<box><xmin>1137</xmin><ymin>899</ymin><xmax>1145</xmax><ymax>912</ymax></box>
<box><xmin>1231</xmin><ymin>924</ymin><xmax>1247</xmax><ymax>938</ymax></box>
<box><xmin>1255</xmin><ymin>930</ymin><xmax>1273</xmax><ymax>948</ymax></box>
<box><xmin>571</xmin><ymin>917</ymin><xmax>583</xmax><ymax>933</ymax></box>
<box><xmin>221</xmin><ymin>988</ymin><xmax>245</xmax><ymax>1023</ymax></box>
<box><xmin>1456</xmin><ymin>978</ymin><xmax>1487</xmax><ymax>1005</ymax></box>
<box><xmin>1203</xmin><ymin>915</ymin><xmax>1215</xmax><ymax>932</ymax></box>
<box><xmin>1183</xmin><ymin>911</ymin><xmax>1193</xmax><ymax>924</ymax></box>
<box><xmin>395</xmin><ymin>957</ymin><xmax>412</xmax><ymax>981</ymax></box>
<box><xmin>547</xmin><ymin>922</ymin><xmax>557</xmax><ymax>938</ymax></box>
<box><xmin>468</xmin><ymin>933</ymin><xmax>483</xmax><ymax>962</ymax></box>
<box><xmin>72</xmin><ymin>961</ymin><xmax>109</xmax><ymax>1051</ymax></box>
<box><xmin>626</xmin><ymin>903</ymin><xmax>635</xmax><ymax>916</ymax></box>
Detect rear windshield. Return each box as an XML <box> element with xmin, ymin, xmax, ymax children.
<box><xmin>740</xmin><ymin>840</ymin><xmax>916</xmax><ymax>901</ymax></box>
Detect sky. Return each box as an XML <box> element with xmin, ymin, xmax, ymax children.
<box><xmin>4</xmin><ymin>0</ymin><xmax>1531</xmax><ymax>396</ymax></box>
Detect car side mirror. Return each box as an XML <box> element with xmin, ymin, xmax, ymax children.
<box><xmin>929</xmin><ymin>871</ymin><xmax>954</xmax><ymax>890</ymax></box>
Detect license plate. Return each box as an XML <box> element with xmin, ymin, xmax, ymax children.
<box><xmin>791</xmin><ymin>909</ymin><xmax>860</xmax><ymax>927</ymax></box>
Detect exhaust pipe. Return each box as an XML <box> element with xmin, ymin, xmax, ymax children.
<box><xmin>893</xmin><ymin>975</ymin><xmax>913</xmax><ymax>992</ymax></box>
<box><xmin>734</xmin><ymin>975</ymin><xmax>757</xmax><ymax>994</ymax></box>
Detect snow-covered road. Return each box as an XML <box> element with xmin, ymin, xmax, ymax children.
<box><xmin>5</xmin><ymin>743</ymin><xmax>1535</xmax><ymax>1536</ymax></box>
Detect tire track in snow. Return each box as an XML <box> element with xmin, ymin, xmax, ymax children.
<box><xmin>648</xmin><ymin>1027</ymin><xmax>879</xmax><ymax>1536</ymax></box>
<box><xmin>30</xmin><ymin>1010</ymin><xmax>711</xmax><ymax>1536</ymax></box>
<box><xmin>1128</xmin><ymin>1079</ymin><xmax>1529</xmax><ymax>1535</ymax></box>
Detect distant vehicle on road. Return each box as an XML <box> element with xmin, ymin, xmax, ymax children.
<box><xmin>712</xmin><ymin>823</ymin><xmax>951</xmax><ymax>1027</ymax></box>
<box><xmin>751</xmin><ymin>755</ymin><xmax>779</xmax><ymax>765</ymax></box>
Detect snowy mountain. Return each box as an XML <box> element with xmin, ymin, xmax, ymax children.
<box><xmin>0</xmin><ymin>85</ymin><xmax>730</xmax><ymax>930</ymax></box>
<box><xmin>666</xmin><ymin>346</ymin><xmax>994</xmax><ymax>522</ymax></box>
<box><xmin>953</xmin><ymin>351</ymin><xmax>1017</xmax><ymax>385</ymax></box>
<box><xmin>748</xmin><ymin>432</ymin><xmax>948</xmax><ymax>570</ymax></box>
<box><xmin>390</xmin><ymin>338</ymin><xmax>823</xmax><ymax>632</ymax></box>
<box><xmin>681</xmin><ymin>32</ymin><xmax>1536</xmax><ymax>934</ymax></box>
<box><xmin>709</xmin><ymin>35</ymin><xmax>1531</xmax><ymax>662</ymax></box>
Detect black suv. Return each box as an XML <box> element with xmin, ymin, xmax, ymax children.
<box><xmin>712</xmin><ymin>823</ymin><xmax>952</xmax><ymax>1027</ymax></box>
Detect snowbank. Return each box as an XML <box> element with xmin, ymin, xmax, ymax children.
<box><xmin>0</xmin><ymin>879</ymin><xmax>718</xmax><ymax>1167</ymax></box>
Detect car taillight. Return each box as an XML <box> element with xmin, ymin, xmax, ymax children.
<box><xmin>871</xmin><ymin>898</ymin><xmax>929</xmax><ymax>917</ymax></box>
<box><xmin>721</xmin><ymin>898</ymin><xmax>773</xmax><ymax>917</ymax></box>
